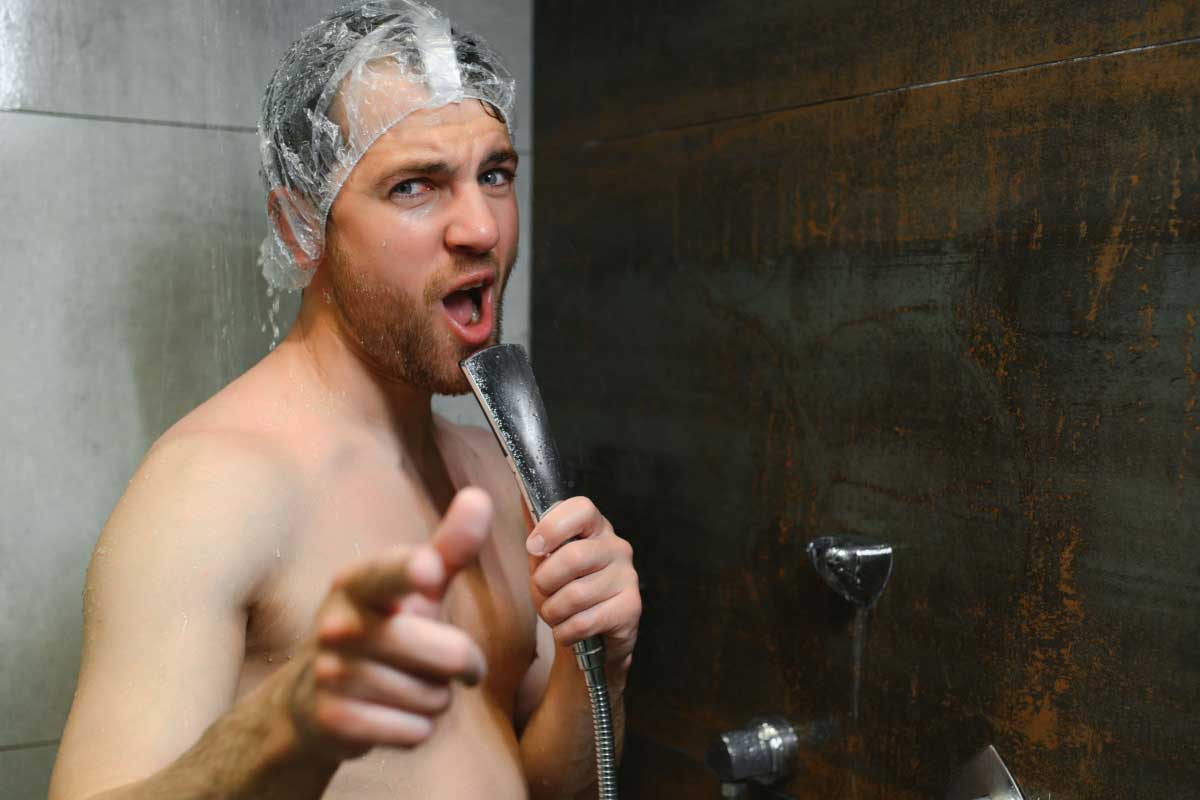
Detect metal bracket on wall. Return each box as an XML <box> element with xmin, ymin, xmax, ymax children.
<box><xmin>806</xmin><ymin>536</ymin><xmax>894</xmax><ymax>608</ymax></box>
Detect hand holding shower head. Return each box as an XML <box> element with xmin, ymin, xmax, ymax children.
<box><xmin>460</xmin><ymin>343</ymin><xmax>618</xmax><ymax>800</ymax></box>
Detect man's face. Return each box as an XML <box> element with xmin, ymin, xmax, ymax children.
<box><xmin>321</xmin><ymin>98</ymin><xmax>519</xmax><ymax>395</ymax></box>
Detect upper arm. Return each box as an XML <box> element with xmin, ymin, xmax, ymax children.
<box><xmin>50</xmin><ymin>434</ymin><xmax>295</xmax><ymax>800</ymax></box>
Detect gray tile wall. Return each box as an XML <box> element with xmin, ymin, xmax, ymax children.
<box><xmin>0</xmin><ymin>2</ymin><xmax>532</xmax><ymax>797</ymax></box>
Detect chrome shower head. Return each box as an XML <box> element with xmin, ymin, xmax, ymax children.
<box><xmin>460</xmin><ymin>344</ymin><xmax>568</xmax><ymax>521</ymax></box>
<box><xmin>806</xmin><ymin>536</ymin><xmax>894</xmax><ymax>608</ymax></box>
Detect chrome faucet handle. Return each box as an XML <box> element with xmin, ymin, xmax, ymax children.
<box><xmin>706</xmin><ymin>716</ymin><xmax>798</xmax><ymax>786</ymax></box>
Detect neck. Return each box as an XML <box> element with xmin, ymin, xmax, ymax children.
<box><xmin>281</xmin><ymin>285</ymin><xmax>443</xmax><ymax>467</ymax></box>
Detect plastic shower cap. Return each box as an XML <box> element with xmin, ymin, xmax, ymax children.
<box><xmin>257</xmin><ymin>0</ymin><xmax>516</xmax><ymax>290</ymax></box>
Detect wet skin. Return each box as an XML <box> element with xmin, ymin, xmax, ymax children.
<box><xmin>49</xmin><ymin>100</ymin><xmax>641</xmax><ymax>800</ymax></box>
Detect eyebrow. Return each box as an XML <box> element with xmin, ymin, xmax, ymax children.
<box><xmin>481</xmin><ymin>148</ymin><xmax>520</xmax><ymax>169</ymax></box>
<box><xmin>375</xmin><ymin>160</ymin><xmax>452</xmax><ymax>188</ymax></box>
<box><xmin>374</xmin><ymin>149</ymin><xmax>519</xmax><ymax>190</ymax></box>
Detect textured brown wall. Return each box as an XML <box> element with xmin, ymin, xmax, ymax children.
<box><xmin>532</xmin><ymin>2</ymin><xmax>1200</xmax><ymax>797</ymax></box>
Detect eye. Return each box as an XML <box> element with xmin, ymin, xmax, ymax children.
<box><xmin>480</xmin><ymin>168</ymin><xmax>515</xmax><ymax>189</ymax></box>
<box><xmin>390</xmin><ymin>178</ymin><xmax>433</xmax><ymax>200</ymax></box>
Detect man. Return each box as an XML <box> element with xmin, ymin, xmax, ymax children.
<box><xmin>48</xmin><ymin>2</ymin><xmax>641</xmax><ymax>798</ymax></box>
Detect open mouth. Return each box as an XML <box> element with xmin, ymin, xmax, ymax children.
<box><xmin>443</xmin><ymin>281</ymin><xmax>486</xmax><ymax>326</ymax></box>
<box><xmin>441</xmin><ymin>273</ymin><xmax>496</xmax><ymax>346</ymax></box>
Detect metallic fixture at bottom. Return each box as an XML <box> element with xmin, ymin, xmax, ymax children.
<box><xmin>706</xmin><ymin>716</ymin><xmax>799</xmax><ymax>786</ymax></box>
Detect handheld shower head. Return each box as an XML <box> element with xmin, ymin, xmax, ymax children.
<box><xmin>459</xmin><ymin>343</ymin><xmax>618</xmax><ymax>800</ymax></box>
<box><xmin>459</xmin><ymin>343</ymin><xmax>569</xmax><ymax>522</ymax></box>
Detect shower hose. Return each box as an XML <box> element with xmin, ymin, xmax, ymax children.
<box><xmin>573</xmin><ymin>635</ymin><xmax>618</xmax><ymax>800</ymax></box>
<box><xmin>458</xmin><ymin>343</ymin><xmax>619</xmax><ymax>799</ymax></box>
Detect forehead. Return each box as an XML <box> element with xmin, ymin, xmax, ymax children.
<box><xmin>367</xmin><ymin>101</ymin><xmax>512</xmax><ymax>163</ymax></box>
<box><xmin>331</xmin><ymin>58</ymin><xmax>511</xmax><ymax>161</ymax></box>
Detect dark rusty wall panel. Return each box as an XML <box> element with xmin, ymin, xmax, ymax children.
<box><xmin>533</xmin><ymin>6</ymin><xmax>1200</xmax><ymax>798</ymax></box>
<box><xmin>536</xmin><ymin>0</ymin><xmax>1200</xmax><ymax>149</ymax></box>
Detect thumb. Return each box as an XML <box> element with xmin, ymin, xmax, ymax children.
<box><xmin>429</xmin><ymin>487</ymin><xmax>493</xmax><ymax>588</ymax></box>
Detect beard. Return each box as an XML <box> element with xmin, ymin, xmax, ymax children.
<box><xmin>326</xmin><ymin>240</ymin><xmax>509</xmax><ymax>395</ymax></box>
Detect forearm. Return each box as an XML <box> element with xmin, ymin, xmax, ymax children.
<box><xmin>83</xmin><ymin>668</ymin><xmax>339</xmax><ymax>800</ymax></box>
<box><xmin>519</xmin><ymin>645</ymin><xmax>628</xmax><ymax>800</ymax></box>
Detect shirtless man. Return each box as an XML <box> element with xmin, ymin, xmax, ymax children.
<box><xmin>48</xmin><ymin>3</ymin><xmax>640</xmax><ymax>798</ymax></box>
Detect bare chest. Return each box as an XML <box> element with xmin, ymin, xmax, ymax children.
<box><xmin>237</xmin><ymin>462</ymin><xmax>537</xmax><ymax>715</ymax></box>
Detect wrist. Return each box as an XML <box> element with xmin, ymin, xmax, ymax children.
<box><xmin>550</xmin><ymin>641</ymin><xmax>630</xmax><ymax>696</ymax></box>
<box><xmin>261</xmin><ymin>657</ymin><xmax>345</xmax><ymax>772</ymax></box>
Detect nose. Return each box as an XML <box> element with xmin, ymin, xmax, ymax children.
<box><xmin>445</xmin><ymin>185</ymin><xmax>501</xmax><ymax>255</ymax></box>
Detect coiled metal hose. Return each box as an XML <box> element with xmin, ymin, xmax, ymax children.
<box><xmin>576</xmin><ymin>638</ymin><xmax>618</xmax><ymax>799</ymax></box>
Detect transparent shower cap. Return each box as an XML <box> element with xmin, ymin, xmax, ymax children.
<box><xmin>257</xmin><ymin>0</ymin><xmax>516</xmax><ymax>290</ymax></box>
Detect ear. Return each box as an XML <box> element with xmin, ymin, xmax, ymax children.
<box><xmin>266</xmin><ymin>187</ymin><xmax>323</xmax><ymax>273</ymax></box>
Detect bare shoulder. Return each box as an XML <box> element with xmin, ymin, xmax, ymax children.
<box><xmin>125</xmin><ymin>425</ymin><xmax>302</xmax><ymax>529</ymax></box>
<box><xmin>94</xmin><ymin>424</ymin><xmax>303</xmax><ymax>600</ymax></box>
<box><xmin>95</xmin><ymin>420</ymin><xmax>305</xmax><ymax>610</ymax></box>
<box><xmin>105</xmin><ymin>346</ymin><xmax>318</xmax><ymax>559</ymax></box>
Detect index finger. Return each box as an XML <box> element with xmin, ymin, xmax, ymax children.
<box><xmin>337</xmin><ymin>547</ymin><xmax>445</xmax><ymax>611</ymax></box>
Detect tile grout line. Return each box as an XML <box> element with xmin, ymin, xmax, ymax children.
<box><xmin>0</xmin><ymin>738</ymin><xmax>60</xmax><ymax>754</ymax></box>
<box><xmin>567</xmin><ymin>34</ymin><xmax>1200</xmax><ymax>148</ymax></box>
<box><xmin>0</xmin><ymin>106</ymin><xmax>257</xmax><ymax>133</ymax></box>
<box><xmin>0</xmin><ymin>106</ymin><xmax>536</xmax><ymax>156</ymax></box>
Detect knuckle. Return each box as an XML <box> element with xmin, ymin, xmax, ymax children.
<box><xmin>532</xmin><ymin>566</ymin><xmax>555</xmax><ymax>596</ymax></box>
<box><xmin>618</xmin><ymin>537</ymin><xmax>634</xmax><ymax>559</ymax></box>
<box><xmin>562</xmin><ymin>543</ymin><xmax>587</xmax><ymax>573</ymax></box>
<box><xmin>564</xmin><ymin>581</ymin><xmax>589</xmax><ymax>610</ymax></box>
<box><xmin>541</xmin><ymin>598</ymin><xmax>564</xmax><ymax>625</ymax></box>
<box><xmin>629</xmin><ymin>591</ymin><xmax>643</xmax><ymax>618</ymax></box>
<box><xmin>558</xmin><ymin>611</ymin><xmax>590</xmax><ymax>643</ymax></box>
<box><xmin>317</xmin><ymin>613</ymin><xmax>362</xmax><ymax>644</ymax></box>
<box><xmin>568</xmin><ymin>495</ymin><xmax>594</xmax><ymax>514</ymax></box>
<box><xmin>312</xmin><ymin>695</ymin><xmax>350</xmax><ymax>736</ymax></box>
<box><xmin>312</xmin><ymin>653</ymin><xmax>347</xmax><ymax>687</ymax></box>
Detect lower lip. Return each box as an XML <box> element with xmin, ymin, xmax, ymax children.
<box><xmin>442</xmin><ymin>285</ymin><xmax>495</xmax><ymax>347</ymax></box>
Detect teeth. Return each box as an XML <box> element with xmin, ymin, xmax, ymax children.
<box><xmin>469</xmin><ymin>302</ymin><xmax>481</xmax><ymax>325</ymax></box>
